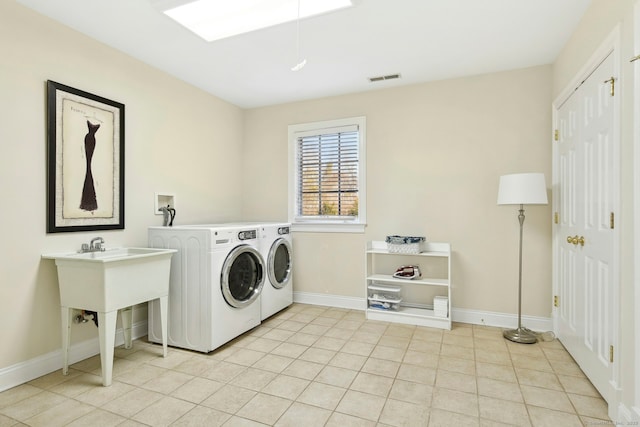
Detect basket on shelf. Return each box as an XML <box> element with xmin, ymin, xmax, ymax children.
<box><xmin>367</xmin><ymin>283</ymin><xmax>402</xmax><ymax>311</ymax></box>
<box><xmin>385</xmin><ymin>235</ymin><xmax>426</xmax><ymax>254</ymax></box>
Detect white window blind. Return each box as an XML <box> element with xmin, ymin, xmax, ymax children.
<box><xmin>288</xmin><ymin>117</ymin><xmax>366</xmax><ymax>233</ymax></box>
<box><xmin>295</xmin><ymin>125</ymin><xmax>360</xmax><ymax>219</ymax></box>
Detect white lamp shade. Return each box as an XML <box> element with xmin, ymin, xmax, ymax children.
<box><xmin>497</xmin><ymin>173</ymin><xmax>548</xmax><ymax>205</ymax></box>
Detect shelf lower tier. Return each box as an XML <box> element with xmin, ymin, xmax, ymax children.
<box><xmin>367</xmin><ymin>274</ymin><xmax>449</xmax><ymax>287</ymax></box>
<box><xmin>365</xmin><ymin>306</ymin><xmax>451</xmax><ymax>330</ymax></box>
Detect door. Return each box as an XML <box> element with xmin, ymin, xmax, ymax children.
<box><xmin>221</xmin><ymin>245</ymin><xmax>265</xmax><ymax>308</ymax></box>
<box><xmin>268</xmin><ymin>238</ymin><xmax>292</xmax><ymax>289</ymax></box>
<box><xmin>555</xmin><ymin>51</ymin><xmax>618</xmax><ymax>403</ymax></box>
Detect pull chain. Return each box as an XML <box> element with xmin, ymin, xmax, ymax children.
<box><xmin>291</xmin><ymin>0</ymin><xmax>306</xmax><ymax>71</ymax></box>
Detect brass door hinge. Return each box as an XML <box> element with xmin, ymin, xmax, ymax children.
<box><xmin>554</xmin><ymin>212</ymin><xmax>559</xmax><ymax>224</ymax></box>
<box><xmin>604</xmin><ymin>77</ymin><xmax>615</xmax><ymax>96</ymax></box>
<box><xmin>554</xmin><ymin>129</ymin><xmax>559</xmax><ymax>141</ymax></box>
<box><xmin>610</xmin><ymin>212</ymin><xmax>615</xmax><ymax>229</ymax></box>
<box><xmin>609</xmin><ymin>345</ymin><xmax>614</xmax><ymax>363</ymax></box>
<box><xmin>554</xmin><ymin>295</ymin><xmax>559</xmax><ymax>307</ymax></box>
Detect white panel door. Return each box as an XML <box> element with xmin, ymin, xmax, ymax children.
<box><xmin>556</xmin><ymin>81</ymin><xmax>580</xmax><ymax>351</ymax></box>
<box><xmin>555</xmin><ymin>52</ymin><xmax>617</xmax><ymax>403</ymax></box>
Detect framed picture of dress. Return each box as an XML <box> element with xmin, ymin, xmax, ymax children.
<box><xmin>46</xmin><ymin>80</ymin><xmax>125</xmax><ymax>233</ymax></box>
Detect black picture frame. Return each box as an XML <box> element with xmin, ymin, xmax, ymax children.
<box><xmin>46</xmin><ymin>80</ymin><xmax>125</xmax><ymax>233</ymax></box>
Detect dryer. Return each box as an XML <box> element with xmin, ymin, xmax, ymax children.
<box><xmin>148</xmin><ymin>224</ymin><xmax>265</xmax><ymax>353</ymax></box>
<box><xmin>258</xmin><ymin>222</ymin><xmax>293</xmax><ymax>320</ymax></box>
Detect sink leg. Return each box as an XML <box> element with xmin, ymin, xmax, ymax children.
<box><xmin>61</xmin><ymin>306</ymin><xmax>72</xmax><ymax>375</ymax></box>
<box><xmin>120</xmin><ymin>306</ymin><xmax>133</xmax><ymax>350</ymax></box>
<box><xmin>97</xmin><ymin>311</ymin><xmax>117</xmax><ymax>386</ymax></box>
<box><xmin>159</xmin><ymin>296</ymin><xmax>168</xmax><ymax>358</ymax></box>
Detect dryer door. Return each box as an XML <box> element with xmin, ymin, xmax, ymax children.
<box><xmin>268</xmin><ymin>238</ymin><xmax>292</xmax><ymax>289</ymax></box>
<box><xmin>221</xmin><ymin>245</ymin><xmax>265</xmax><ymax>308</ymax></box>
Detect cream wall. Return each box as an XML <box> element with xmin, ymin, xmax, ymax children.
<box><xmin>552</xmin><ymin>0</ymin><xmax>638</xmax><ymax>416</ymax></box>
<box><xmin>0</xmin><ymin>2</ymin><xmax>244</xmax><ymax>369</ymax></box>
<box><xmin>242</xmin><ymin>66</ymin><xmax>553</xmax><ymax>317</ymax></box>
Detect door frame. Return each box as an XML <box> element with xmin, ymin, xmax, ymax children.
<box><xmin>551</xmin><ymin>24</ymin><xmax>621</xmax><ymax>412</ymax></box>
<box><xmin>633</xmin><ymin>0</ymin><xmax>640</xmax><ymax>419</ymax></box>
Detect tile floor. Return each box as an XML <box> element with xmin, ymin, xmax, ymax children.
<box><xmin>0</xmin><ymin>303</ymin><xmax>611</xmax><ymax>426</ymax></box>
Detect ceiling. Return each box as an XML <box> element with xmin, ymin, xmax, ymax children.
<box><xmin>16</xmin><ymin>0</ymin><xmax>592</xmax><ymax>109</ymax></box>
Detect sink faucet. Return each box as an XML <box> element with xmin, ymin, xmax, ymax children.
<box><xmin>81</xmin><ymin>237</ymin><xmax>105</xmax><ymax>253</ymax></box>
<box><xmin>90</xmin><ymin>237</ymin><xmax>105</xmax><ymax>252</ymax></box>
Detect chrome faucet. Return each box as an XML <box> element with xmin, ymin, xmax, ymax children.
<box><xmin>81</xmin><ymin>237</ymin><xmax>105</xmax><ymax>253</ymax></box>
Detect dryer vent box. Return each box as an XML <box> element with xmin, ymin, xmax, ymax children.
<box><xmin>155</xmin><ymin>193</ymin><xmax>175</xmax><ymax>215</ymax></box>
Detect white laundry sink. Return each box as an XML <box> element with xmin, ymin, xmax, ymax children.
<box><xmin>64</xmin><ymin>247</ymin><xmax>172</xmax><ymax>261</ymax></box>
<box><xmin>45</xmin><ymin>247</ymin><xmax>176</xmax><ymax>311</ymax></box>
<box><xmin>43</xmin><ymin>247</ymin><xmax>176</xmax><ymax>386</ymax></box>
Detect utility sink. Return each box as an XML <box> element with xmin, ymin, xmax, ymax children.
<box><xmin>62</xmin><ymin>247</ymin><xmax>172</xmax><ymax>261</ymax></box>
<box><xmin>43</xmin><ymin>247</ymin><xmax>176</xmax><ymax>386</ymax></box>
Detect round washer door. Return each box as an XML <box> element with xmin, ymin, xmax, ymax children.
<box><xmin>268</xmin><ymin>238</ymin><xmax>292</xmax><ymax>289</ymax></box>
<box><xmin>221</xmin><ymin>245</ymin><xmax>265</xmax><ymax>308</ymax></box>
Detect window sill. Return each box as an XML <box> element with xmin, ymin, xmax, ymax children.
<box><xmin>291</xmin><ymin>222</ymin><xmax>366</xmax><ymax>233</ymax></box>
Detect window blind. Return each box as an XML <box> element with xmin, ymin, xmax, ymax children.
<box><xmin>296</xmin><ymin>127</ymin><xmax>359</xmax><ymax>218</ymax></box>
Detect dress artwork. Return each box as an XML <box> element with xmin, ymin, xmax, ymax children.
<box><xmin>80</xmin><ymin>121</ymin><xmax>100</xmax><ymax>212</ymax></box>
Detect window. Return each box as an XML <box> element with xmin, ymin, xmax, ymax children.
<box><xmin>288</xmin><ymin>117</ymin><xmax>366</xmax><ymax>233</ymax></box>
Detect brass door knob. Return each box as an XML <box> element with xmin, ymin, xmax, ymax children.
<box><xmin>566</xmin><ymin>235</ymin><xmax>585</xmax><ymax>246</ymax></box>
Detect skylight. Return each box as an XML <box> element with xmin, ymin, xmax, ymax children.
<box><xmin>161</xmin><ymin>0</ymin><xmax>354</xmax><ymax>42</ymax></box>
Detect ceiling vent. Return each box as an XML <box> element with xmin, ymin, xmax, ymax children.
<box><xmin>369</xmin><ymin>73</ymin><xmax>401</xmax><ymax>83</ymax></box>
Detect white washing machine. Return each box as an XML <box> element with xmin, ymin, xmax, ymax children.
<box><xmin>258</xmin><ymin>222</ymin><xmax>293</xmax><ymax>320</ymax></box>
<box><xmin>148</xmin><ymin>224</ymin><xmax>265</xmax><ymax>353</ymax></box>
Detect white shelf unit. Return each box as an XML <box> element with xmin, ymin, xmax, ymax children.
<box><xmin>365</xmin><ymin>241</ymin><xmax>451</xmax><ymax>330</ymax></box>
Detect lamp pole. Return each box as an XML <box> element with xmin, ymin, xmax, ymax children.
<box><xmin>497</xmin><ymin>172</ymin><xmax>547</xmax><ymax>344</ymax></box>
<box><xmin>503</xmin><ymin>204</ymin><xmax>537</xmax><ymax>344</ymax></box>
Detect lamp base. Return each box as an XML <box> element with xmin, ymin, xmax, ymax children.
<box><xmin>503</xmin><ymin>327</ymin><xmax>538</xmax><ymax>344</ymax></box>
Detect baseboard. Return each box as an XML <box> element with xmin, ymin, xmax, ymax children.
<box><xmin>618</xmin><ymin>403</ymin><xmax>640</xmax><ymax>426</ymax></box>
<box><xmin>292</xmin><ymin>292</ymin><xmax>553</xmax><ymax>332</ymax></box>
<box><xmin>293</xmin><ymin>291</ymin><xmax>363</xmax><ymax>310</ymax></box>
<box><xmin>0</xmin><ymin>320</ymin><xmax>148</xmax><ymax>393</ymax></box>
<box><xmin>615</xmin><ymin>403</ymin><xmax>640</xmax><ymax>423</ymax></box>
<box><xmin>451</xmin><ymin>307</ymin><xmax>553</xmax><ymax>332</ymax></box>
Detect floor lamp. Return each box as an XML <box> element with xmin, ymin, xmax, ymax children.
<box><xmin>497</xmin><ymin>173</ymin><xmax>548</xmax><ymax>344</ymax></box>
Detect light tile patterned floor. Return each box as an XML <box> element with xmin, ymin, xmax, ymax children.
<box><xmin>0</xmin><ymin>304</ymin><xmax>611</xmax><ymax>426</ymax></box>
